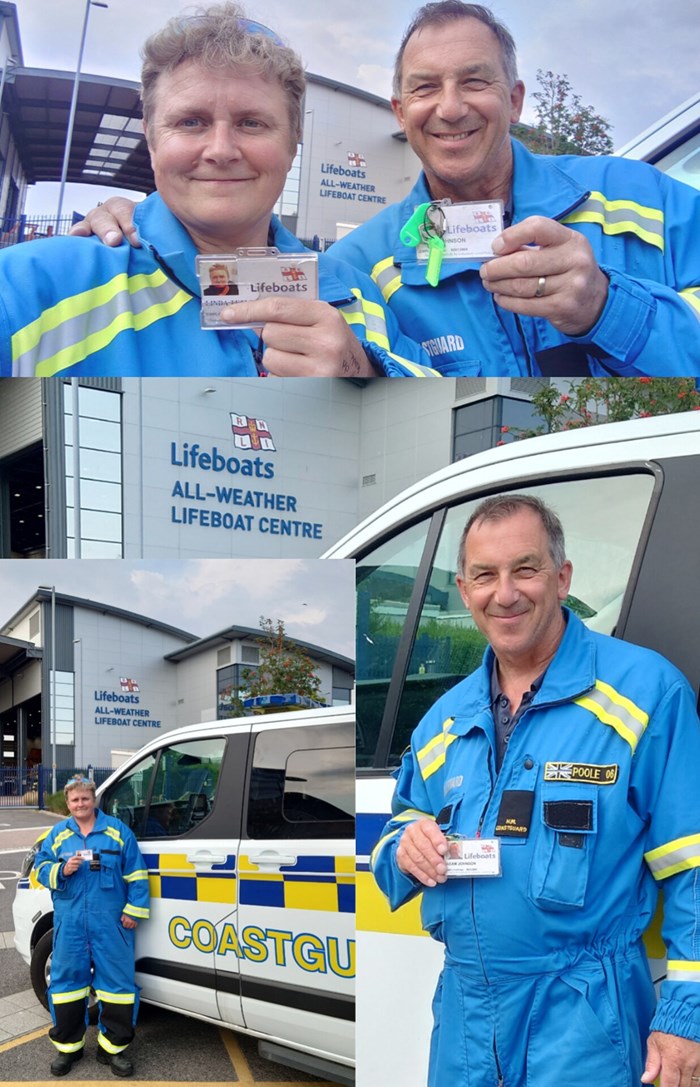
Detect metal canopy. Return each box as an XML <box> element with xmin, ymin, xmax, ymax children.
<box><xmin>5</xmin><ymin>66</ymin><xmax>154</xmax><ymax>194</ymax></box>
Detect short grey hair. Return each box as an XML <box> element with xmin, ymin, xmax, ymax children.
<box><xmin>141</xmin><ymin>2</ymin><xmax>305</xmax><ymax>152</ymax></box>
<box><xmin>393</xmin><ymin>1</ymin><xmax>519</xmax><ymax>98</ymax></box>
<box><xmin>64</xmin><ymin>775</ymin><xmax>97</xmax><ymax>801</ymax></box>
<box><xmin>457</xmin><ymin>494</ymin><xmax>566</xmax><ymax>578</ymax></box>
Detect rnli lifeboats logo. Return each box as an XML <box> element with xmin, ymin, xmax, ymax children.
<box><xmin>120</xmin><ymin>677</ymin><xmax>140</xmax><ymax>693</ymax></box>
<box><xmin>544</xmin><ymin>762</ymin><xmax>618</xmax><ymax>785</ymax></box>
<box><xmin>230</xmin><ymin>414</ymin><xmax>277</xmax><ymax>452</ymax></box>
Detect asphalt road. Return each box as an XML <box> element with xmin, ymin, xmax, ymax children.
<box><xmin>0</xmin><ymin>809</ymin><xmax>348</xmax><ymax>1085</ymax></box>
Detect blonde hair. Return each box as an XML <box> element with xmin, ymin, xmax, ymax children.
<box><xmin>141</xmin><ymin>2</ymin><xmax>305</xmax><ymax>152</ymax></box>
<box><xmin>64</xmin><ymin>775</ymin><xmax>96</xmax><ymax>800</ymax></box>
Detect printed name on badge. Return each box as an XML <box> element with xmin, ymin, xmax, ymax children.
<box><xmin>196</xmin><ymin>249</ymin><xmax>319</xmax><ymax>330</ymax></box>
<box><xmin>416</xmin><ymin>200</ymin><xmax>504</xmax><ymax>262</ymax></box>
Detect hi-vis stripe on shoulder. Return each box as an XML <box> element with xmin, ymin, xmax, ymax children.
<box><xmin>371</xmin><ymin>256</ymin><xmax>403</xmax><ymax>303</ymax></box>
<box><xmin>680</xmin><ymin>287</ymin><xmax>700</xmax><ymax>321</ymax></box>
<box><xmin>51</xmin><ymin>828</ymin><xmax>74</xmax><ymax>854</ymax></box>
<box><xmin>574</xmin><ymin>679</ymin><xmax>649</xmax><ymax>752</ymax></box>
<box><xmin>562</xmin><ymin>192</ymin><xmax>664</xmax><ymax>251</ymax></box>
<box><xmin>645</xmin><ymin>834</ymin><xmax>700</xmax><ymax>880</ymax></box>
<box><xmin>11</xmin><ymin>270</ymin><xmax>192</xmax><ymax>376</ymax></box>
<box><xmin>104</xmin><ymin>826</ymin><xmax>124</xmax><ymax>848</ymax></box>
<box><xmin>667</xmin><ymin>960</ymin><xmax>700</xmax><ymax>983</ymax></box>
<box><xmin>369</xmin><ymin>808</ymin><xmax>433</xmax><ymax>869</ymax></box>
<box><xmin>417</xmin><ymin>717</ymin><xmax>457</xmax><ymax>780</ymax></box>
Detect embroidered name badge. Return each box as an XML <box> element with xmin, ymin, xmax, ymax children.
<box><xmin>494</xmin><ymin>790</ymin><xmax>535</xmax><ymax>838</ymax></box>
<box><xmin>544</xmin><ymin>762</ymin><xmax>618</xmax><ymax>785</ymax></box>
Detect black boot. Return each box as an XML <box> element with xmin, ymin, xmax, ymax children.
<box><xmin>96</xmin><ymin>1048</ymin><xmax>134</xmax><ymax>1078</ymax></box>
<box><xmin>50</xmin><ymin>1049</ymin><xmax>84</xmax><ymax>1077</ymax></box>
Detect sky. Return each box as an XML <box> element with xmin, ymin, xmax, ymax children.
<box><xmin>13</xmin><ymin>0</ymin><xmax>698</xmax><ymax>216</ymax></box>
<box><xmin>0</xmin><ymin>558</ymin><xmax>356</xmax><ymax>659</ymax></box>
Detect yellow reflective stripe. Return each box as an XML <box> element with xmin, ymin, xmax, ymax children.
<box><xmin>51</xmin><ymin>829</ymin><xmax>74</xmax><ymax>854</ymax></box>
<box><xmin>562</xmin><ymin>191</ymin><xmax>665</xmax><ymax>252</ymax></box>
<box><xmin>98</xmin><ymin>1034</ymin><xmax>129</xmax><ymax>1055</ymax></box>
<box><xmin>667</xmin><ymin>960</ymin><xmax>700</xmax><ymax>983</ymax></box>
<box><xmin>49</xmin><ymin>862</ymin><xmax>61</xmax><ymax>890</ymax></box>
<box><xmin>33</xmin><ymin>286</ymin><xmax>192</xmax><ymax>377</ymax></box>
<box><xmin>370</xmin><ymin>825</ymin><xmax>404</xmax><ymax>869</ymax></box>
<box><xmin>386</xmin><ymin>352</ymin><xmax>442</xmax><ymax>376</ymax></box>
<box><xmin>51</xmin><ymin>1040</ymin><xmax>85</xmax><ymax>1054</ymax></box>
<box><xmin>393</xmin><ymin>808</ymin><xmax>432</xmax><ymax>824</ymax></box>
<box><xmin>124</xmin><ymin>869</ymin><xmax>148</xmax><ymax>882</ymax></box>
<box><xmin>574</xmin><ymin>678</ymin><xmax>649</xmax><ymax>752</ymax></box>
<box><xmin>348</xmin><ymin>288</ymin><xmax>391</xmax><ymax>350</ymax></box>
<box><xmin>645</xmin><ymin>833</ymin><xmax>700</xmax><ymax>880</ymax></box>
<box><xmin>52</xmin><ymin>987</ymin><xmax>90</xmax><ymax>1004</ymax></box>
<box><xmin>123</xmin><ymin>904</ymin><xmax>150</xmax><ymax>918</ymax></box>
<box><xmin>371</xmin><ymin>256</ymin><xmax>403</xmax><ymax>303</ymax></box>
<box><xmin>680</xmin><ymin>287</ymin><xmax>700</xmax><ymax>319</ymax></box>
<box><xmin>95</xmin><ymin>990</ymin><xmax>135</xmax><ymax>1004</ymax></box>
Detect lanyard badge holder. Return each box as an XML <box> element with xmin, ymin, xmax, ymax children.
<box><xmin>400</xmin><ymin>201</ymin><xmax>447</xmax><ymax>287</ymax></box>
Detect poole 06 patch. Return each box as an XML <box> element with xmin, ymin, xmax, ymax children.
<box><xmin>544</xmin><ymin>762</ymin><xmax>618</xmax><ymax>785</ymax></box>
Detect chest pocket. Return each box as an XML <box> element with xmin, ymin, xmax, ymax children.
<box><xmin>529</xmin><ymin>784</ymin><xmax>598</xmax><ymax>911</ymax></box>
<box><xmin>99</xmin><ymin>851</ymin><xmax>120</xmax><ymax>891</ymax></box>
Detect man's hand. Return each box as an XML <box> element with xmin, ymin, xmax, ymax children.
<box><xmin>61</xmin><ymin>855</ymin><xmax>83</xmax><ymax>876</ymax></box>
<box><xmin>221</xmin><ymin>299</ymin><xmax>378</xmax><ymax>377</ymax></box>
<box><xmin>642</xmin><ymin>1030</ymin><xmax>700</xmax><ymax>1086</ymax></box>
<box><xmin>69</xmin><ymin>197</ymin><xmax>140</xmax><ymax>248</ymax></box>
<box><xmin>120</xmin><ymin>915</ymin><xmax>138</xmax><ymax>930</ymax></box>
<box><xmin>395</xmin><ymin>818</ymin><xmax>448</xmax><ymax>887</ymax></box>
<box><xmin>479</xmin><ymin>216</ymin><xmax>609</xmax><ymax>337</ymax></box>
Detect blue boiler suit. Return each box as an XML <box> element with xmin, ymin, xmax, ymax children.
<box><xmin>34</xmin><ymin>809</ymin><xmax>150</xmax><ymax>1056</ymax></box>
<box><xmin>0</xmin><ymin>194</ymin><xmax>438</xmax><ymax>378</ymax></box>
<box><xmin>372</xmin><ymin>610</ymin><xmax>700</xmax><ymax>1086</ymax></box>
<box><xmin>332</xmin><ymin>139</ymin><xmax>700</xmax><ymax>376</ymax></box>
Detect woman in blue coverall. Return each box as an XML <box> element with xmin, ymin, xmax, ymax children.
<box><xmin>34</xmin><ymin>775</ymin><xmax>150</xmax><ymax>1078</ymax></box>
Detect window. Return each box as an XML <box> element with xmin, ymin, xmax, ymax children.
<box><xmin>217</xmin><ymin>663</ymin><xmax>258</xmax><ymax>718</ymax></box>
<box><xmin>100</xmin><ymin>737</ymin><xmax>226</xmax><ymax>839</ymax></box>
<box><xmin>357</xmin><ymin>472</ymin><xmax>656</xmax><ymax>768</ymax></box>
<box><xmin>247</xmin><ymin>723</ymin><xmax>354</xmax><ymax>840</ymax></box>
<box><xmin>49</xmin><ymin>671</ymin><xmax>75</xmax><ymax>745</ymax></box>
<box><xmin>64</xmin><ymin>386</ymin><xmax>123</xmax><ymax>558</ymax></box>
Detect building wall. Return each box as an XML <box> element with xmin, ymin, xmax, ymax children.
<box><xmin>0</xmin><ymin>378</ymin><xmax>42</xmax><ymax>457</ymax></box>
<box><xmin>298</xmin><ymin>80</ymin><xmax>419</xmax><ymax>241</ymax></box>
<box><xmin>0</xmin><ymin>658</ymin><xmax>40</xmax><ymax>712</ymax></box>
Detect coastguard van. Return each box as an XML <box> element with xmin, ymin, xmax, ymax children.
<box><xmin>13</xmin><ymin>705</ymin><xmax>355</xmax><ymax>1085</ymax></box>
<box><xmin>324</xmin><ymin>411</ymin><xmax>700</xmax><ymax>1087</ymax></box>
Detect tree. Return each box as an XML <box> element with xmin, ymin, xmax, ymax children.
<box><xmin>528</xmin><ymin>69</ymin><xmax>614</xmax><ymax>156</ymax></box>
<box><xmin>498</xmin><ymin>378</ymin><xmax>700</xmax><ymax>443</ymax></box>
<box><xmin>243</xmin><ymin>616</ymin><xmax>325</xmax><ymax>711</ymax></box>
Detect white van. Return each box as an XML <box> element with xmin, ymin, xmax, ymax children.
<box><xmin>325</xmin><ymin>411</ymin><xmax>700</xmax><ymax>1087</ymax></box>
<box><xmin>616</xmin><ymin>91</ymin><xmax>700</xmax><ymax>191</ymax></box>
<box><xmin>13</xmin><ymin>705</ymin><xmax>355</xmax><ymax>1086</ymax></box>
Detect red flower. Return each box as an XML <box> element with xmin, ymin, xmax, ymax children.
<box><xmin>500</xmin><ymin>425</ymin><xmax>510</xmax><ymax>433</ymax></box>
<box><xmin>639</xmin><ymin>411</ymin><xmax>652</xmax><ymax>418</ymax></box>
<box><xmin>560</xmin><ymin>394</ymin><xmax>570</xmax><ymax>403</ymax></box>
<box><xmin>638</xmin><ymin>377</ymin><xmax>652</xmax><ymax>384</ymax></box>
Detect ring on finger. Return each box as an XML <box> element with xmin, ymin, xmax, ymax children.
<box><xmin>534</xmin><ymin>275</ymin><xmax>546</xmax><ymax>298</ymax></box>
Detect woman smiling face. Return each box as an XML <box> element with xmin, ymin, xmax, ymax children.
<box><xmin>145</xmin><ymin>60</ymin><xmax>296</xmax><ymax>252</ymax></box>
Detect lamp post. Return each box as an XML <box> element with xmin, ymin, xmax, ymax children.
<box><xmin>55</xmin><ymin>0</ymin><xmax>109</xmax><ymax>229</ymax></box>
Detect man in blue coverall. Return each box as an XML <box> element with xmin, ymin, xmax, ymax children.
<box><xmin>372</xmin><ymin>495</ymin><xmax>700</xmax><ymax>1086</ymax></box>
<box><xmin>75</xmin><ymin>2</ymin><xmax>700</xmax><ymax>378</ymax></box>
<box><xmin>34</xmin><ymin>775</ymin><xmax>150</xmax><ymax>1078</ymax></box>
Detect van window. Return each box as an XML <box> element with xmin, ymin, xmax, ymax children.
<box><xmin>247</xmin><ymin>724</ymin><xmax>355</xmax><ymax>840</ymax></box>
<box><xmin>358</xmin><ymin>471</ymin><xmax>656</xmax><ymax>768</ymax></box>
<box><xmin>101</xmin><ymin>738</ymin><xmax>226</xmax><ymax>839</ymax></box>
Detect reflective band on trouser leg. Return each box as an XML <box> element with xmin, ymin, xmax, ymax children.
<box><xmin>97</xmin><ymin>993</ymin><xmax>137</xmax><ymax>1053</ymax></box>
<box><xmin>48</xmin><ymin>990</ymin><xmax>90</xmax><ymax>1051</ymax></box>
<box><xmin>667</xmin><ymin>960</ymin><xmax>700</xmax><ymax>983</ymax></box>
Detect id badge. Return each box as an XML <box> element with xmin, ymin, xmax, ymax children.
<box><xmin>445</xmin><ymin>836</ymin><xmax>502</xmax><ymax>878</ymax></box>
<box><xmin>416</xmin><ymin>200</ymin><xmax>504</xmax><ymax>262</ymax></box>
<box><xmin>196</xmin><ymin>249</ymin><xmax>319</xmax><ymax>329</ymax></box>
<box><xmin>76</xmin><ymin>849</ymin><xmax>93</xmax><ymax>861</ymax></box>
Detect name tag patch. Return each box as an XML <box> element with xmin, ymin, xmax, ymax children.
<box><xmin>544</xmin><ymin>762</ymin><xmax>618</xmax><ymax>785</ymax></box>
<box><xmin>494</xmin><ymin>790</ymin><xmax>534</xmax><ymax>838</ymax></box>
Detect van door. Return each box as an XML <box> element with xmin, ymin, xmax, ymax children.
<box><xmin>100</xmin><ymin>730</ymin><xmax>246</xmax><ymax>1026</ymax></box>
<box><xmin>220</xmin><ymin>715</ymin><xmax>355</xmax><ymax>1063</ymax></box>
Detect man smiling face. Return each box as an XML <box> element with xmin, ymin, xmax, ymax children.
<box><xmin>392</xmin><ymin>16</ymin><xmax>525</xmax><ymax>205</ymax></box>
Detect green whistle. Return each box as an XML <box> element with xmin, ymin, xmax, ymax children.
<box><xmin>400</xmin><ymin>202</ymin><xmax>431</xmax><ymax>247</ymax></box>
<box><xmin>426</xmin><ymin>234</ymin><xmax>445</xmax><ymax>287</ymax></box>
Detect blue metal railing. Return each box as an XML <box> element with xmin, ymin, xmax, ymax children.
<box><xmin>0</xmin><ymin>765</ymin><xmax>113</xmax><ymax>808</ymax></box>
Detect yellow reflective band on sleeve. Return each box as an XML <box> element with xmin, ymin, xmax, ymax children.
<box><xmin>562</xmin><ymin>191</ymin><xmax>664</xmax><ymax>252</ymax></box>
<box><xmin>12</xmin><ymin>270</ymin><xmax>192</xmax><ymax>377</ymax></box>
<box><xmin>645</xmin><ymin>833</ymin><xmax>700</xmax><ymax>880</ymax></box>
<box><xmin>123</xmin><ymin>905</ymin><xmax>150</xmax><ymax>919</ymax></box>
<box><xmin>49</xmin><ymin>862</ymin><xmax>62</xmax><ymax>890</ymax></box>
<box><xmin>667</xmin><ymin>960</ymin><xmax>700</xmax><ymax>983</ymax></box>
<box><xmin>51</xmin><ymin>987</ymin><xmax>91</xmax><ymax>1004</ymax></box>
<box><xmin>95</xmin><ymin>990</ymin><xmax>135</xmax><ymax>1004</ymax></box>
<box><xmin>104</xmin><ymin>826</ymin><xmax>124</xmax><ymax>847</ymax></box>
<box><xmin>369</xmin><ymin>809</ymin><xmax>434</xmax><ymax>869</ymax></box>
<box><xmin>417</xmin><ymin>717</ymin><xmax>457</xmax><ymax>781</ymax></box>
<box><xmin>371</xmin><ymin>256</ymin><xmax>403</xmax><ymax>303</ymax></box>
<box><xmin>339</xmin><ymin>288</ymin><xmax>391</xmax><ymax>350</ymax></box>
<box><xmin>680</xmin><ymin>287</ymin><xmax>700</xmax><ymax>320</ymax></box>
<box><xmin>574</xmin><ymin>679</ymin><xmax>649</xmax><ymax>752</ymax></box>
<box><xmin>386</xmin><ymin>352</ymin><xmax>442</xmax><ymax>376</ymax></box>
<box><xmin>124</xmin><ymin>869</ymin><xmax>148</xmax><ymax>882</ymax></box>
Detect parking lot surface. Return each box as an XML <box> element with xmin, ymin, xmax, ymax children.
<box><xmin>0</xmin><ymin>811</ymin><xmax>347</xmax><ymax>1086</ymax></box>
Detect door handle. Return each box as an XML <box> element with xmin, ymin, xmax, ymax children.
<box><xmin>186</xmin><ymin>850</ymin><xmax>227</xmax><ymax>866</ymax></box>
<box><xmin>248</xmin><ymin>851</ymin><xmax>296</xmax><ymax>868</ymax></box>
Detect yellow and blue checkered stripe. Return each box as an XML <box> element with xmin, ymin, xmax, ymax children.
<box><xmin>142</xmin><ymin>853</ymin><xmax>355</xmax><ymax>913</ymax></box>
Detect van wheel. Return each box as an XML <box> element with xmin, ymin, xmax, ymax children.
<box><xmin>30</xmin><ymin>931</ymin><xmax>99</xmax><ymax>1024</ymax></box>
